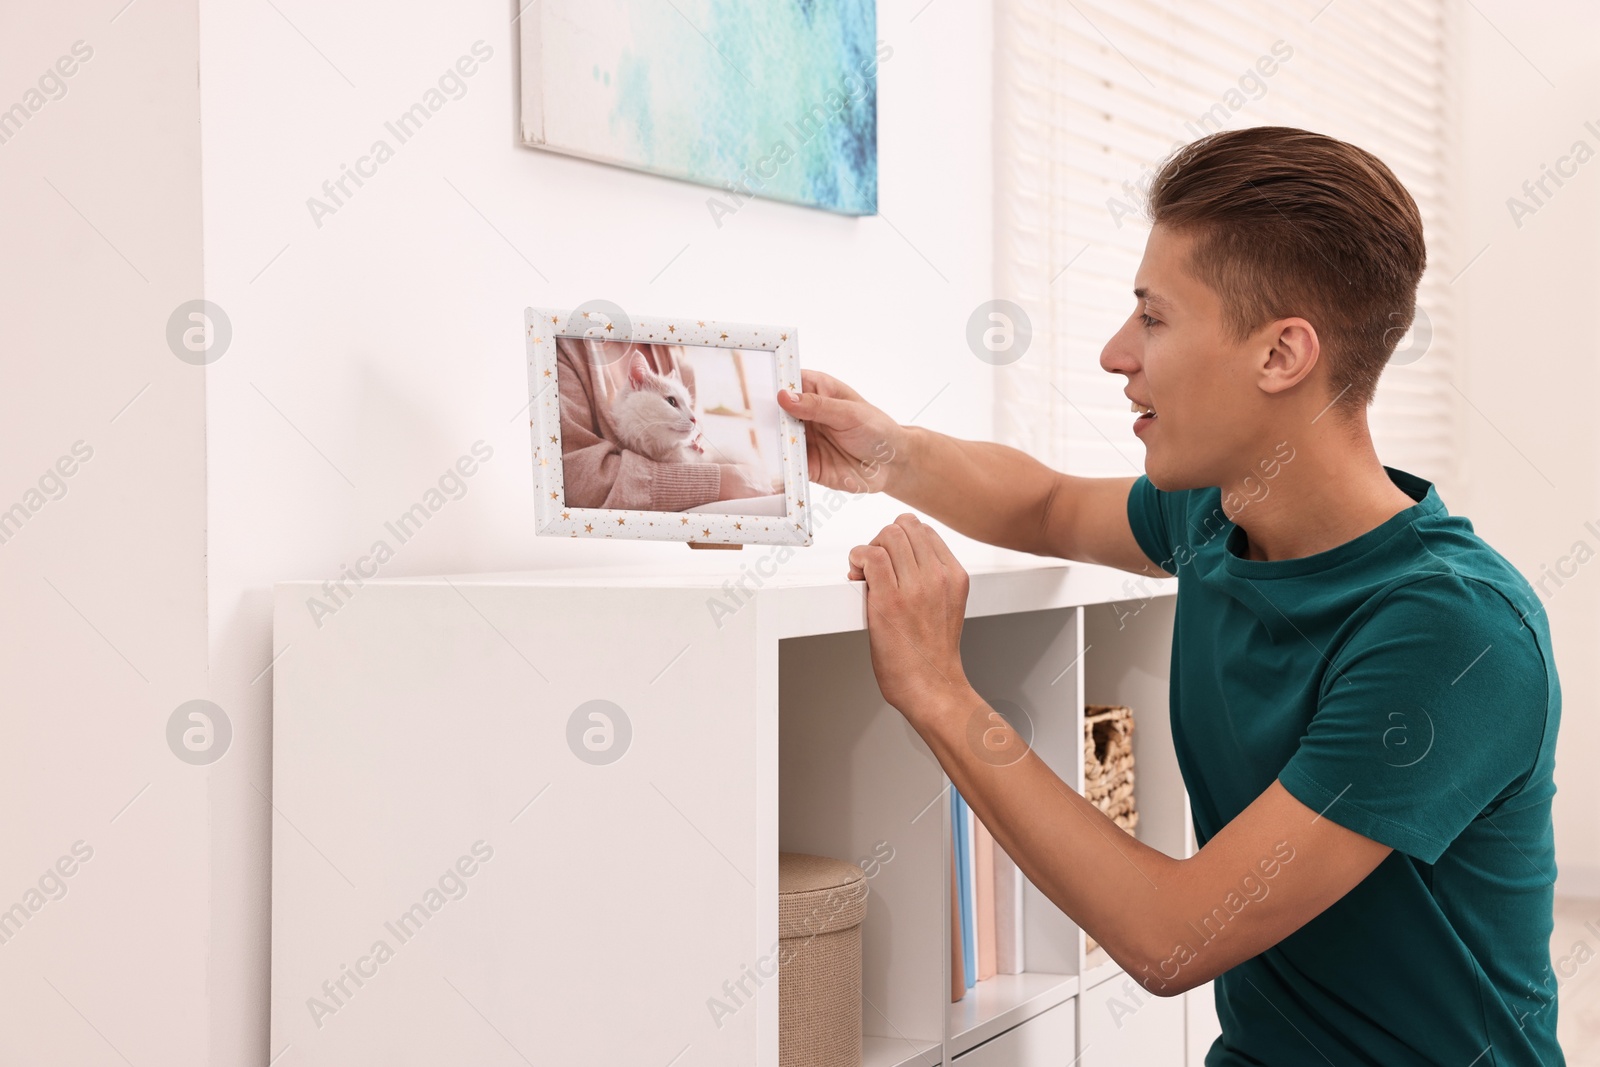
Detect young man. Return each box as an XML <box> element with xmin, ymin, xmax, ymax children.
<box><xmin>775</xmin><ymin>127</ymin><xmax>1563</xmax><ymax>1066</ymax></box>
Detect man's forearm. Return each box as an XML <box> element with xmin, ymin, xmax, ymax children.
<box><xmin>885</xmin><ymin>426</ymin><xmax>1063</xmax><ymax>556</ymax></box>
<box><xmin>912</xmin><ymin>680</ymin><xmax>1197</xmax><ymax>992</ymax></box>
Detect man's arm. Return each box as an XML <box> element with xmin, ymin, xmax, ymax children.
<box><xmin>928</xmin><ymin>704</ymin><xmax>1391</xmax><ymax>995</ymax></box>
<box><xmin>777</xmin><ymin>372</ymin><xmax>1166</xmax><ymax>575</ymax></box>
<box><xmin>892</xmin><ymin>428</ymin><xmax>1164</xmax><ymax>575</ymax></box>
<box><xmin>849</xmin><ymin>515</ymin><xmax>1391</xmax><ymax>996</ymax></box>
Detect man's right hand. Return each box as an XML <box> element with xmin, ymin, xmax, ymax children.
<box><xmin>776</xmin><ymin>370</ymin><xmax>905</xmax><ymax>494</ymax></box>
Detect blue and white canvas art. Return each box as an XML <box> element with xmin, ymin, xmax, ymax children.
<box><xmin>518</xmin><ymin>0</ymin><xmax>881</xmax><ymax>216</ymax></box>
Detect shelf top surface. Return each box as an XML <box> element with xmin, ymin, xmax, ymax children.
<box><xmin>275</xmin><ymin>547</ymin><xmax>1170</xmax><ymax>591</ymax></box>
<box><xmin>299</xmin><ymin>551</ymin><xmax>1067</xmax><ymax>590</ymax></box>
<box><xmin>282</xmin><ymin>525</ymin><xmax>1169</xmax><ymax>581</ymax></box>
<box><xmin>274</xmin><ymin>546</ymin><xmax>1173</xmax><ymax>630</ymax></box>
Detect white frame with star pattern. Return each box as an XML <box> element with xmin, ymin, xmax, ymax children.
<box><xmin>525</xmin><ymin>306</ymin><xmax>814</xmax><ymax>547</ymax></box>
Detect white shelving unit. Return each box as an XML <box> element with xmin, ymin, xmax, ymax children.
<box><xmin>270</xmin><ymin>556</ymin><xmax>1216</xmax><ymax>1066</ymax></box>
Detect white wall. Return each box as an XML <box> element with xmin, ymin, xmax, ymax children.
<box><xmin>196</xmin><ymin>1</ymin><xmax>994</xmax><ymax>1061</ymax></box>
<box><xmin>11</xmin><ymin>2</ymin><xmax>1590</xmax><ymax>1063</ymax></box>
<box><xmin>1457</xmin><ymin>0</ymin><xmax>1600</xmax><ymax>894</ymax></box>
<box><xmin>0</xmin><ymin>1</ymin><xmax>210</xmax><ymax>1064</ymax></box>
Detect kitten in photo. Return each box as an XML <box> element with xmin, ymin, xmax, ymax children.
<box><xmin>611</xmin><ymin>349</ymin><xmax>707</xmax><ymax>464</ymax></box>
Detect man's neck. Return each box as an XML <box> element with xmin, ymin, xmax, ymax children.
<box><xmin>1225</xmin><ymin>423</ymin><xmax>1419</xmax><ymax>563</ymax></box>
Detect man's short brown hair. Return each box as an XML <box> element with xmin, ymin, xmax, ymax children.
<box><xmin>1145</xmin><ymin>126</ymin><xmax>1427</xmax><ymax>410</ymax></box>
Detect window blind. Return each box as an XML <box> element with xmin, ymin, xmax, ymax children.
<box><xmin>993</xmin><ymin>0</ymin><xmax>1460</xmax><ymax>501</ymax></box>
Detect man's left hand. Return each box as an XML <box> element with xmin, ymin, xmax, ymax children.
<box><xmin>847</xmin><ymin>514</ymin><xmax>973</xmax><ymax>718</ymax></box>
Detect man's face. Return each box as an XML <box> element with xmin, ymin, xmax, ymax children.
<box><xmin>1100</xmin><ymin>224</ymin><xmax>1278</xmax><ymax>491</ymax></box>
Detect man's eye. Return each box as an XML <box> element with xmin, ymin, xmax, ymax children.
<box><xmin>1139</xmin><ymin>313</ymin><xmax>1161</xmax><ymax>328</ymax></box>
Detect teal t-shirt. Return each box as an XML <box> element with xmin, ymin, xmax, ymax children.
<box><xmin>1126</xmin><ymin>467</ymin><xmax>1562</xmax><ymax>1067</ymax></box>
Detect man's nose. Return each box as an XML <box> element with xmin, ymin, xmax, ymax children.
<box><xmin>1100</xmin><ymin>317</ymin><xmax>1141</xmax><ymax>377</ymax></box>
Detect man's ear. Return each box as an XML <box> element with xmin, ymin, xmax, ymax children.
<box><xmin>1258</xmin><ymin>317</ymin><xmax>1319</xmax><ymax>396</ymax></box>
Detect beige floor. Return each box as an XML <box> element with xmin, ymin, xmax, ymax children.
<box><xmin>1556</xmin><ymin>897</ymin><xmax>1600</xmax><ymax>1064</ymax></box>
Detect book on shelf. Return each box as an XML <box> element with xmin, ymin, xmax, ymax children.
<box><xmin>950</xmin><ymin>831</ymin><xmax>964</xmax><ymax>1003</ymax></box>
<box><xmin>952</xmin><ymin>787</ymin><xmax>1026</xmax><ymax>995</ymax></box>
<box><xmin>994</xmin><ymin>837</ymin><xmax>1024</xmax><ymax>975</ymax></box>
<box><xmin>952</xmin><ymin>788</ymin><xmax>975</xmax><ymax>989</ymax></box>
<box><xmin>965</xmin><ymin>800</ymin><xmax>980</xmax><ymax>985</ymax></box>
<box><xmin>974</xmin><ymin>814</ymin><xmax>997</xmax><ymax>981</ymax></box>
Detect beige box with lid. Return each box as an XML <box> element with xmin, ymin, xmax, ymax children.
<box><xmin>778</xmin><ymin>852</ymin><xmax>868</xmax><ymax>1067</ymax></box>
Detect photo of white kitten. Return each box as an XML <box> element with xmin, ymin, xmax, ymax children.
<box><xmin>528</xmin><ymin>307</ymin><xmax>809</xmax><ymax>542</ymax></box>
<box><xmin>610</xmin><ymin>349</ymin><xmax>708</xmax><ymax>464</ymax></box>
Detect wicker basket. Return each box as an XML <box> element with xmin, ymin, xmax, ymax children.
<box><xmin>778</xmin><ymin>852</ymin><xmax>868</xmax><ymax>1067</ymax></box>
<box><xmin>1083</xmin><ymin>705</ymin><xmax>1137</xmax><ymax>953</ymax></box>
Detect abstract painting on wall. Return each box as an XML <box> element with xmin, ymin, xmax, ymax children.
<box><xmin>518</xmin><ymin>0</ymin><xmax>881</xmax><ymax>217</ymax></box>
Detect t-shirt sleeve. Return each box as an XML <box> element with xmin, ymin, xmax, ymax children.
<box><xmin>1125</xmin><ymin>474</ymin><xmax>1183</xmax><ymax>573</ymax></box>
<box><xmin>1277</xmin><ymin>574</ymin><xmax>1552</xmax><ymax>864</ymax></box>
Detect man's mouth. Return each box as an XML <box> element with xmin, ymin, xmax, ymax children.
<box><xmin>1130</xmin><ymin>399</ymin><xmax>1157</xmax><ymax>437</ymax></box>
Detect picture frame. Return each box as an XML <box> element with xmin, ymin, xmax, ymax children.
<box><xmin>525</xmin><ymin>306</ymin><xmax>814</xmax><ymax>548</ymax></box>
